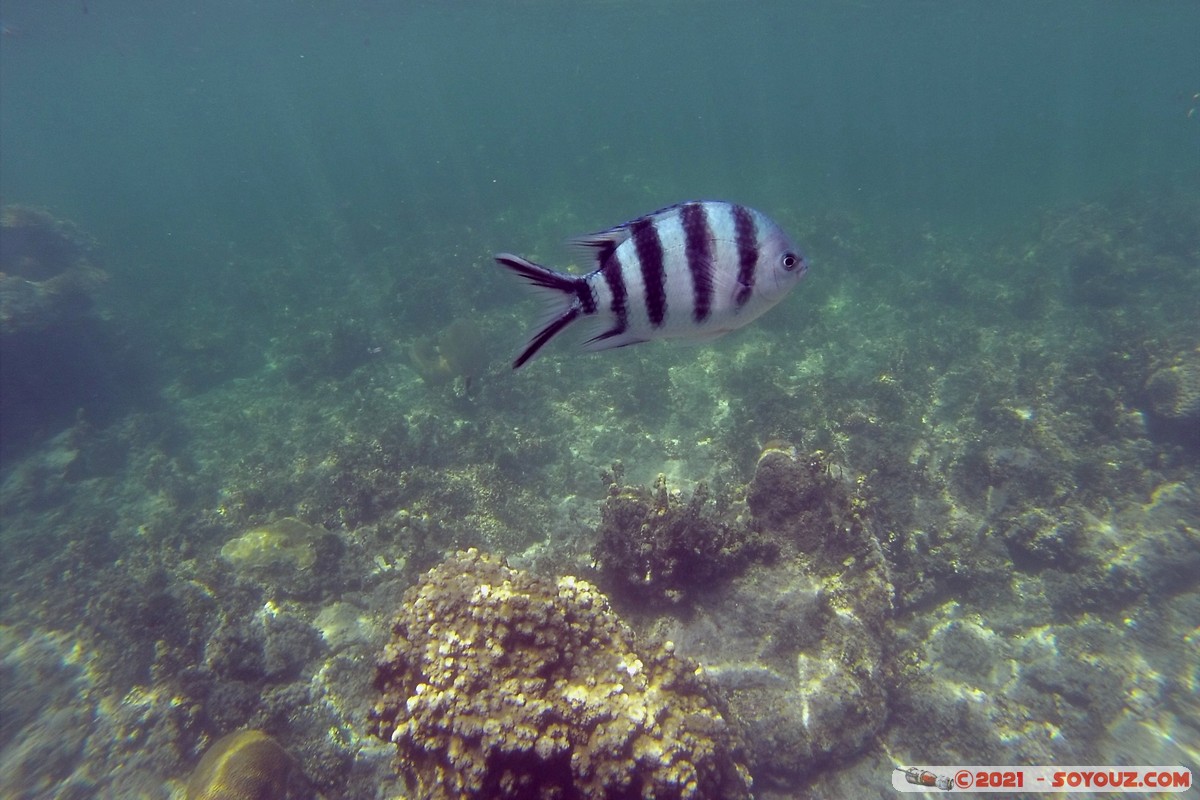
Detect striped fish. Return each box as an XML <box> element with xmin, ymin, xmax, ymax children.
<box><xmin>495</xmin><ymin>200</ymin><xmax>809</xmax><ymax>369</ymax></box>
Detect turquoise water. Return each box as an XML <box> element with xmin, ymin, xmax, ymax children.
<box><xmin>1</xmin><ymin>2</ymin><xmax>1198</xmax><ymax>798</ymax></box>
<box><xmin>3</xmin><ymin>2</ymin><xmax>1195</xmax><ymax>253</ymax></box>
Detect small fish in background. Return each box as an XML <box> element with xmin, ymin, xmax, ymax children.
<box><xmin>495</xmin><ymin>200</ymin><xmax>809</xmax><ymax>369</ymax></box>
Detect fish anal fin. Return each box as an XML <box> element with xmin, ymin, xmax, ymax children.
<box><xmin>581</xmin><ymin>320</ymin><xmax>648</xmax><ymax>353</ymax></box>
<box><xmin>514</xmin><ymin>308</ymin><xmax>581</xmax><ymax>368</ymax></box>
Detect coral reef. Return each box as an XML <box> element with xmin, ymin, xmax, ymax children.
<box><xmin>0</xmin><ymin>625</ymin><xmax>208</xmax><ymax>799</ymax></box>
<box><xmin>2</xmin><ymin>191</ymin><xmax>1198</xmax><ymax>799</ymax></box>
<box><xmin>186</xmin><ymin>729</ymin><xmax>292</xmax><ymax>800</ymax></box>
<box><xmin>370</xmin><ymin>549</ymin><xmax>751</xmax><ymax>800</ymax></box>
<box><xmin>594</xmin><ymin>464</ymin><xmax>776</xmax><ymax>606</ymax></box>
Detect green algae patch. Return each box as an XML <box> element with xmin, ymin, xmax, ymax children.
<box><xmin>409</xmin><ymin>318</ymin><xmax>488</xmax><ymax>388</ymax></box>
<box><xmin>220</xmin><ymin>518</ymin><xmax>322</xmax><ymax>572</ymax></box>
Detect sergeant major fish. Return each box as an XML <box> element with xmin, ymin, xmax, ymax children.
<box><xmin>495</xmin><ymin>200</ymin><xmax>809</xmax><ymax>369</ymax></box>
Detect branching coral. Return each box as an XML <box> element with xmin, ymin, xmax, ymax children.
<box><xmin>370</xmin><ymin>549</ymin><xmax>751</xmax><ymax>800</ymax></box>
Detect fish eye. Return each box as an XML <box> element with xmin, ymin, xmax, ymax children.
<box><xmin>782</xmin><ymin>253</ymin><xmax>800</xmax><ymax>271</ymax></box>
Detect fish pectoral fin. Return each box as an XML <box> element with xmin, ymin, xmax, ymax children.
<box><xmin>705</xmin><ymin>258</ymin><xmax>753</xmax><ymax>307</ymax></box>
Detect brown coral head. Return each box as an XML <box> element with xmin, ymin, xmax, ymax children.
<box><xmin>371</xmin><ymin>548</ymin><xmax>752</xmax><ymax>800</ymax></box>
<box><xmin>185</xmin><ymin>729</ymin><xmax>291</xmax><ymax>800</ymax></box>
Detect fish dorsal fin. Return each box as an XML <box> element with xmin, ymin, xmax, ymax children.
<box><xmin>570</xmin><ymin>202</ymin><xmax>695</xmax><ymax>267</ymax></box>
<box><xmin>571</xmin><ymin>223</ymin><xmax>633</xmax><ymax>250</ymax></box>
<box><xmin>570</xmin><ymin>225</ymin><xmax>634</xmax><ymax>267</ymax></box>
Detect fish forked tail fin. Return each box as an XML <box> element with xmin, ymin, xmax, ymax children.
<box><xmin>494</xmin><ymin>253</ymin><xmax>588</xmax><ymax>369</ymax></box>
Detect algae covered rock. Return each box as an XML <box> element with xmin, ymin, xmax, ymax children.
<box><xmin>0</xmin><ymin>204</ymin><xmax>150</xmax><ymax>462</ymax></box>
<box><xmin>1146</xmin><ymin>353</ymin><xmax>1200</xmax><ymax>420</ymax></box>
<box><xmin>587</xmin><ymin>448</ymin><xmax>894</xmax><ymax>786</ymax></box>
<box><xmin>674</xmin><ymin>447</ymin><xmax>895</xmax><ymax>787</ymax></box>
<box><xmin>0</xmin><ymin>204</ymin><xmax>106</xmax><ymax>336</ymax></box>
<box><xmin>186</xmin><ymin>729</ymin><xmax>291</xmax><ymax>800</ymax></box>
<box><xmin>370</xmin><ymin>548</ymin><xmax>751</xmax><ymax>800</ymax></box>
<box><xmin>595</xmin><ymin>467</ymin><xmax>776</xmax><ymax>606</ymax></box>
<box><xmin>1145</xmin><ymin>346</ymin><xmax>1200</xmax><ymax>447</ymax></box>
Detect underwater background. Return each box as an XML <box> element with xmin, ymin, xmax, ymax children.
<box><xmin>1</xmin><ymin>1</ymin><xmax>1198</xmax><ymax>798</ymax></box>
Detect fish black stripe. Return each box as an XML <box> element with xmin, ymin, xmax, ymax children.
<box><xmin>733</xmin><ymin>204</ymin><xmax>758</xmax><ymax>307</ymax></box>
<box><xmin>681</xmin><ymin>203</ymin><xmax>713</xmax><ymax>323</ymax></box>
<box><xmin>632</xmin><ymin>217</ymin><xmax>667</xmax><ymax>327</ymax></box>
<box><xmin>590</xmin><ymin>251</ymin><xmax>628</xmax><ymax>342</ymax></box>
<box><xmin>578</xmin><ymin>279</ymin><xmax>597</xmax><ymax>314</ymax></box>
<box><xmin>594</xmin><ymin>240</ymin><xmax>618</xmax><ymax>266</ymax></box>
